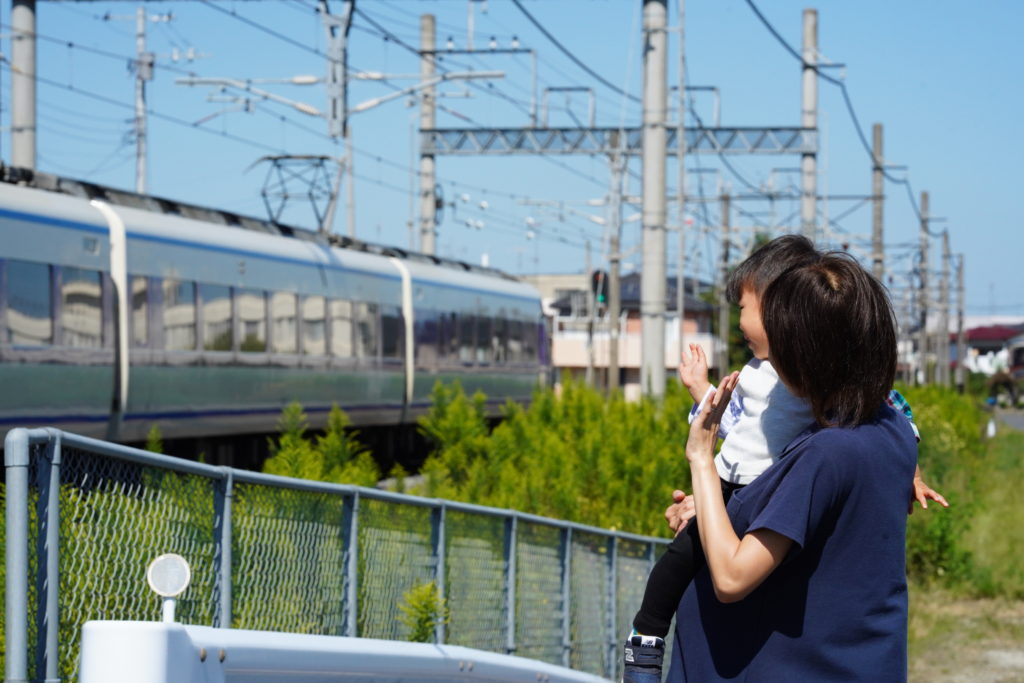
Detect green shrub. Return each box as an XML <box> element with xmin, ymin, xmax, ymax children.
<box><xmin>397</xmin><ymin>581</ymin><xmax>448</xmax><ymax>643</ymax></box>
<box><xmin>263</xmin><ymin>402</ymin><xmax>378</xmax><ymax>487</ymax></box>
<box><xmin>413</xmin><ymin>377</ymin><xmax>693</xmax><ymax>537</ymax></box>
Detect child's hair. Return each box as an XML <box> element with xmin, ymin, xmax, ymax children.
<box><xmin>761</xmin><ymin>252</ymin><xmax>897</xmax><ymax>427</ymax></box>
<box><xmin>725</xmin><ymin>234</ymin><xmax>818</xmax><ymax>304</ymax></box>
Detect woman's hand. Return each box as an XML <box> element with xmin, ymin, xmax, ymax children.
<box><xmin>685</xmin><ymin>371</ymin><xmax>739</xmax><ymax>466</ymax></box>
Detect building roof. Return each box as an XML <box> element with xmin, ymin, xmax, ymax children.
<box><xmin>965</xmin><ymin>325</ymin><xmax>1024</xmax><ymax>342</ymax></box>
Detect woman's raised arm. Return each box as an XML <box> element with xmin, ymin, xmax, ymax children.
<box><xmin>685</xmin><ymin>373</ymin><xmax>794</xmax><ymax>602</ymax></box>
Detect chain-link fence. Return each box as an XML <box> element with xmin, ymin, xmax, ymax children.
<box><xmin>3</xmin><ymin>428</ymin><xmax>669</xmax><ymax>682</ymax></box>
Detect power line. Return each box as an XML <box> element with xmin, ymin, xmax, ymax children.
<box><xmin>198</xmin><ymin>0</ymin><xmax>331</xmax><ymax>61</ymax></box>
<box><xmin>0</xmin><ymin>59</ymin><xmax>284</xmax><ymax>154</ymax></box>
<box><xmin>741</xmin><ymin>0</ymin><xmax>925</xmax><ymax>222</ymax></box>
<box><xmin>510</xmin><ymin>0</ymin><xmax>640</xmax><ymax>104</ymax></box>
<box><xmin>0</xmin><ymin>21</ymin><xmax>200</xmax><ymax>77</ymax></box>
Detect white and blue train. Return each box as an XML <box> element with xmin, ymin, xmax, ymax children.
<box><xmin>0</xmin><ymin>167</ymin><xmax>547</xmax><ymax>442</ymax></box>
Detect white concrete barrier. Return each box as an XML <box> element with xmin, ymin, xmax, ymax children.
<box><xmin>78</xmin><ymin>621</ymin><xmax>609</xmax><ymax>683</ymax></box>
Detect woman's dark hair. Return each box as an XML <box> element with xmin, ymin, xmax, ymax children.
<box><xmin>760</xmin><ymin>252</ymin><xmax>897</xmax><ymax>427</ymax></box>
<box><xmin>725</xmin><ymin>234</ymin><xmax>818</xmax><ymax>303</ymax></box>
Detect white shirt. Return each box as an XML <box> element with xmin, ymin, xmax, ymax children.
<box><xmin>688</xmin><ymin>359</ymin><xmax>815</xmax><ymax>485</ymax></box>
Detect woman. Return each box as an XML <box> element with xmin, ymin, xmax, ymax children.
<box><xmin>666</xmin><ymin>246</ymin><xmax>917</xmax><ymax>681</ymax></box>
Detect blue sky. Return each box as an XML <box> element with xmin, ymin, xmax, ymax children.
<box><xmin>5</xmin><ymin>0</ymin><xmax>1021</xmax><ymax>318</ymax></box>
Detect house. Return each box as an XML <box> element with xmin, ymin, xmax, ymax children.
<box><xmin>523</xmin><ymin>271</ymin><xmax>719</xmax><ymax>400</ymax></box>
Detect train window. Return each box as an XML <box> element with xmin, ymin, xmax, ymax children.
<box><xmin>301</xmin><ymin>295</ymin><xmax>326</xmax><ymax>356</ymax></box>
<box><xmin>329</xmin><ymin>299</ymin><xmax>354</xmax><ymax>358</ymax></box>
<box><xmin>476</xmin><ymin>316</ymin><xmax>491</xmax><ymax>363</ymax></box>
<box><xmin>61</xmin><ymin>266</ymin><xmax>103</xmax><ymax>348</ymax></box>
<box><xmin>131</xmin><ymin>276</ymin><xmax>148</xmax><ymax>347</ymax></box>
<box><xmin>492</xmin><ymin>315</ymin><xmax>508</xmax><ymax>363</ymax></box>
<box><xmin>414</xmin><ymin>308</ymin><xmax>439</xmax><ymax>364</ymax></box>
<box><xmin>271</xmin><ymin>292</ymin><xmax>298</xmax><ymax>354</ymax></box>
<box><xmin>381</xmin><ymin>305</ymin><xmax>403</xmax><ymax>359</ymax></box>
<box><xmin>507</xmin><ymin>318</ymin><xmax>524</xmax><ymax>363</ymax></box>
<box><xmin>354</xmin><ymin>302</ymin><xmax>379</xmax><ymax>359</ymax></box>
<box><xmin>201</xmin><ymin>284</ymin><xmax>233</xmax><ymax>351</ymax></box>
<box><xmin>237</xmin><ymin>289</ymin><xmax>267</xmax><ymax>352</ymax></box>
<box><xmin>437</xmin><ymin>312</ymin><xmax>454</xmax><ymax>362</ymax></box>
<box><xmin>6</xmin><ymin>259</ymin><xmax>52</xmax><ymax>346</ymax></box>
<box><xmin>162</xmin><ymin>280</ymin><xmax>196</xmax><ymax>351</ymax></box>
<box><xmin>523</xmin><ymin>318</ymin><xmax>538</xmax><ymax>361</ymax></box>
<box><xmin>458</xmin><ymin>313</ymin><xmax>475</xmax><ymax>363</ymax></box>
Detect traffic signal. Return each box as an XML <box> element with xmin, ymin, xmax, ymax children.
<box><xmin>590</xmin><ymin>270</ymin><xmax>609</xmax><ymax>305</ymax></box>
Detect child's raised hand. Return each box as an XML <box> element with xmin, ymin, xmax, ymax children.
<box><xmin>908</xmin><ymin>469</ymin><xmax>949</xmax><ymax>515</ymax></box>
<box><xmin>679</xmin><ymin>343</ymin><xmax>711</xmax><ymax>402</ymax></box>
<box><xmin>686</xmin><ymin>370</ymin><xmax>739</xmax><ymax>467</ymax></box>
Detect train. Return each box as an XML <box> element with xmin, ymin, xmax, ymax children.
<box><xmin>0</xmin><ymin>166</ymin><xmax>547</xmax><ymax>444</ymax></box>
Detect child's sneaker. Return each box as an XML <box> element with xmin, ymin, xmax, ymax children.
<box><xmin>622</xmin><ymin>634</ymin><xmax>664</xmax><ymax>683</ymax></box>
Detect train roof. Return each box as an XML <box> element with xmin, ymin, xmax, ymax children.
<box><xmin>0</xmin><ymin>164</ymin><xmax>523</xmax><ymax>284</ymax></box>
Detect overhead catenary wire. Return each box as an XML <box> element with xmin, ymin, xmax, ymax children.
<box><xmin>0</xmin><ymin>58</ymin><xmax>284</xmax><ymax>155</ymax></box>
<box><xmin>742</xmin><ymin>0</ymin><xmax>929</xmax><ymax>225</ymax></box>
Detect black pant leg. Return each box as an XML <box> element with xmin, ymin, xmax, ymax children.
<box><xmin>631</xmin><ymin>479</ymin><xmax>746</xmax><ymax>638</ymax></box>
<box><xmin>631</xmin><ymin>520</ymin><xmax>702</xmax><ymax>637</ymax></box>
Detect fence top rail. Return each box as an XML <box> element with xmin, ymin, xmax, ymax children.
<box><xmin>4</xmin><ymin>427</ymin><xmax>670</xmax><ymax>546</ymax></box>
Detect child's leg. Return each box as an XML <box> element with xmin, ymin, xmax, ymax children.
<box><xmin>631</xmin><ymin>520</ymin><xmax>702</xmax><ymax>637</ymax></box>
<box><xmin>631</xmin><ymin>478</ymin><xmax>745</xmax><ymax>637</ymax></box>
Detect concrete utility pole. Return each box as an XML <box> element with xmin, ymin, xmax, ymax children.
<box><xmin>320</xmin><ymin>0</ymin><xmax>354</xmax><ymax>236</ymax></box>
<box><xmin>718</xmin><ymin>192</ymin><xmax>731</xmax><ymax>377</ymax></box>
<box><xmin>676</xmin><ymin>0</ymin><xmax>688</xmax><ymax>371</ymax></box>
<box><xmin>800</xmin><ymin>9</ymin><xmax>818</xmax><ymax>242</ymax></box>
<box><xmin>640</xmin><ymin>0</ymin><xmax>668</xmax><ymax>398</ymax></box>
<box><xmin>955</xmin><ymin>254</ymin><xmax>966</xmax><ymax>393</ymax></box>
<box><xmin>585</xmin><ymin>240</ymin><xmax>596</xmax><ymax>388</ymax></box>
<box><xmin>11</xmin><ymin>0</ymin><xmax>37</xmax><ymax>169</ymax></box>
<box><xmin>917</xmin><ymin>191</ymin><xmax>930</xmax><ymax>385</ymax></box>
<box><xmin>939</xmin><ymin>230</ymin><xmax>951</xmax><ymax>386</ymax></box>
<box><xmin>134</xmin><ymin>7</ymin><xmax>156</xmax><ymax>194</ymax></box>
<box><xmin>871</xmin><ymin>123</ymin><xmax>884</xmax><ymax>280</ymax></box>
<box><xmin>607</xmin><ymin>149</ymin><xmax>626</xmax><ymax>393</ymax></box>
<box><xmin>419</xmin><ymin>14</ymin><xmax>438</xmax><ymax>255</ymax></box>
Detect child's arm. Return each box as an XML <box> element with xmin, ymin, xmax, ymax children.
<box><xmin>679</xmin><ymin>343</ymin><xmax>711</xmax><ymax>403</ymax></box>
<box><xmin>887</xmin><ymin>389</ymin><xmax>950</xmax><ymax>513</ymax></box>
<box><xmin>910</xmin><ymin>464</ymin><xmax>949</xmax><ymax>514</ymax></box>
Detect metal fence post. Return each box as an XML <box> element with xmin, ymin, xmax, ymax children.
<box><xmin>431</xmin><ymin>503</ymin><xmax>447</xmax><ymax>644</ymax></box>
<box><xmin>606</xmin><ymin>536</ymin><xmax>618</xmax><ymax>679</ymax></box>
<box><xmin>560</xmin><ymin>527</ymin><xmax>572</xmax><ymax>668</ymax></box>
<box><xmin>342</xmin><ymin>490</ymin><xmax>359</xmax><ymax>637</ymax></box>
<box><xmin>213</xmin><ymin>468</ymin><xmax>234</xmax><ymax>629</ymax></box>
<box><xmin>503</xmin><ymin>515</ymin><xmax>517</xmax><ymax>655</ymax></box>
<box><xmin>5</xmin><ymin>428</ymin><xmax>31</xmax><ymax>683</ymax></box>
<box><xmin>39</xmin><ymin>430</ymin><xmax>61</xmax><ymax>683</ymax></box>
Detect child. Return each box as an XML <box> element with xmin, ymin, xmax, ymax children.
<box><xmin>622</xmin><ymin>236</ymin><xmax>947</xmax><ymax>683</ymax></box>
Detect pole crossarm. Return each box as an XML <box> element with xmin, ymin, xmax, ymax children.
<box><xmin>421</xmin><ymin>126</ymin><xmax>816</xmax><ymax>156</ymax></box>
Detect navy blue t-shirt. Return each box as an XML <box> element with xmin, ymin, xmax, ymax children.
<box><xmin>667</xmin><ymin>405</ymin><xmax>917</xmax><ymax>682</ymax></box>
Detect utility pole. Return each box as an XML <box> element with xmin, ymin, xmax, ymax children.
<box><xmin>585</xmin><ymin>240</ymin><xmax>596</xmax><ymax>388</ymax></box>
<box><xmin>419</xmin><ymin>14</ymin><xmax>438</xmax><ymax>255</ymax></box>
<box><xmin>955</xmin><ymin>254</ymin><xmax>966</xmax><ymax>393</ymax></box>
<box><xmin>134</xmin><ymin>7</ymin><xmax>156</xmax><ymax>194</ymax></box>
<box><xmin>640</xmin><ymin>0</ymin><xmax>668</xmax><ymax>398</ymax></box>
<box><xmin>607</xmin><ymin>149</ymin><xmax>625</xmax><ymax>393</ymax></box>
<box><xmin>676</xmin><ymin>0</ymin><xmax>687</xmax><ymax>375</ymax></box>
<box><xmin>800</xmin><ymin>9</ymin><xmax>818</xmax><ymax>242</ymax></box>
<box><xmin>11</xmin><ymin>0</ymin><xmax>36</xmax><ymax>169</ymax></box>
<box><xmin>871</xmin><ymin>123</ymin><xmax>884</xmax><ymax>280</ymax></box>
<box><xmin>320</xmin><ymin>0</ymin><xmax>354</xmax><ymax>236</ymax></box>
<box><xmin>939</xmin><ymin>230</ymin><xmax>951</xmax><ymax>386</ymax></box>
<box><xmin>718</xmin><ymin>192</ymin><xmax>731</xmax><ymax>378</ymax></box>
<box><xmin>917</xmin><ymin>191</ymin><xmax>929</xmax><ymax>385</ymax></box>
